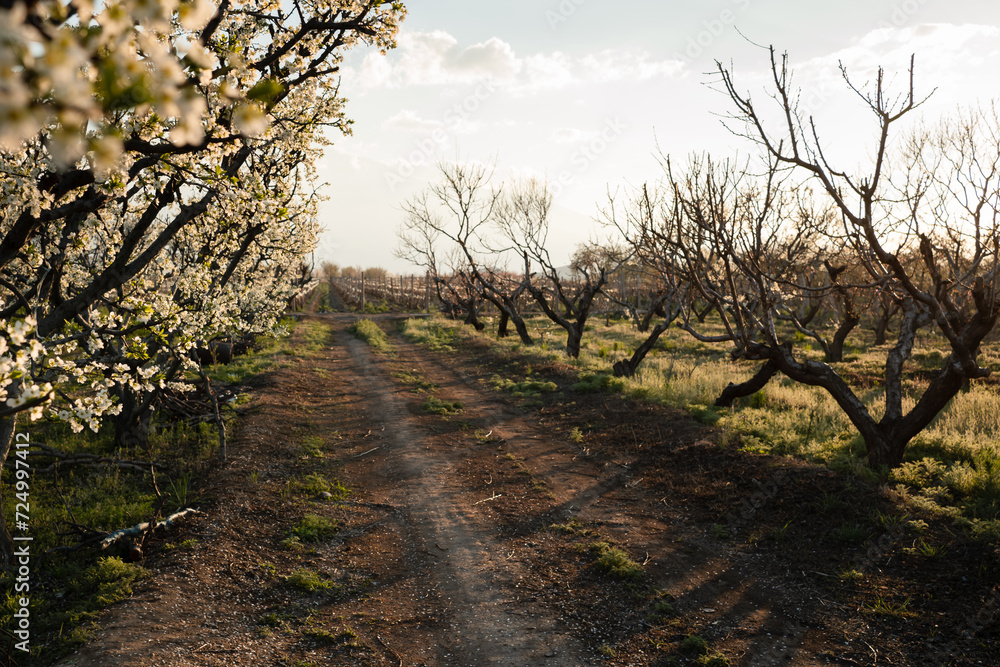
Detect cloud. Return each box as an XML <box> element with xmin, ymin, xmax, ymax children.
<box><xmin>838</xmin><ymin>23</ymin><xmax>1000</xmax><ymax>79</ymax></box>
<box><xmin>347</xmin><ymin>30</ymin><xmax>684</xmax><ymax>92</ymax></box>
<box><xmin>549</xmin><ymin>127</ymin><xmax>601</xmax><ymax>144</ymax></box>
<box><xmin>793</xmin><ymin>23</ymin><xmax>1000</xmax><ymax>100</ymax></box>
<box><xmin>381</xmin><ymin>110</ymin><xmax>444</xmax><ymax>133</ymax></box>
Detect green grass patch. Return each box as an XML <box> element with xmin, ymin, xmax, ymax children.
<box><xmin>284</xmin><ymin>568</ymin><xmax>338</xmax><ymax>594</ymax></box>
<box><xmin>832</xmin><ymin>522</ymin><xmax>868</xmax><ymax>545</ymax></box>
<box><xmin>392</xmin><ymin>370</ymin><xmax>437</xmax><ymax>392</ymax></box>
<box><xmin>646</xmin><ymin>596</ymin><xmax>677</xmax><ymax>624</ymax></box>
<box><xmin>288</xmin><ymin>514</ymin><xmax>340</xmax><ymax>542</ymax></box>
<box><xmin>589</xmin><ymin>541</ymin><xmax>643</xmax><ymax>581</ymax></box>
<box><xmin>9</xmin><ymin>556</ymin><xmax>149</xmax><ymax>660</ymax></box>
<box><xmin>298</xmin><ymin>320</ymin><xmax>332</xmax><ymax>354</ymax></box>
<box><xmin>681</xmin><ymin>635</ymin><xmax>709</xmax><ymax>654</ymax></box>
<box><xmin>400</xmin><ymin>318</ymin><xmax>459</xmax><ymax>352</ymax></box>
<box><xmin>288</xmin><ymin>472</ymin><xmax>350</xmax><ymax>500</ymax></box>
<box><xmin>299</xmin><ymin>435</ymin><xmax>325</xmax><ymax>459</ymax></box>
<box><xmin>362</xmin><ymin>299</ymin><xmax>391</xmax><ymax>314</ymax></box>
<box><xmin>571</xmin><ymin>373</ymin><xmax>625</xmax><ymax>394</ymax></box>
<box><xmin>302</xmin><ymin>625</ymin><xmax>359</xmax><ymax>644</ymax></box>
<box><xmin>862</xmin><ymin>595</ymin><xmax>915</xmax><ymax>618</ymax></box>
<box><xmin>490</xmin><ymin>375</ymin><xmax>558</xmax><ymax>398</ymax></box>
<box><xmin>421</xmin><ymin>397</ymin><xmax>464</xmax><ymax>415</ymax></box>
<box><xmin>348</xmin><ymin>319</ymin><xmax>392</xmax><ymax>352</ymax></box>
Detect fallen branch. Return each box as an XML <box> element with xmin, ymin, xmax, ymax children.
<box><xmin>100</xmin><ymin>508</ymin><xmax>202</xmax><ymax>550</ymax></box>
<box><xmin>29</xmin><ymin>444</ymin><xmax>164</xmax><ymax>474</ymax></box>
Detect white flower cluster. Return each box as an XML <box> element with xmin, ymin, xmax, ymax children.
<box><xmin>0</xmin><ymin>316</ymin><xmax>52</xmax><ymax>421</ymax></box>
<box><xmin>0</xmin><ymin>0</ymin><xmax>405</xmax><ymax>436</ymax></box>
<box><xmin>0</xmin><ymin>0</ymin><xmax>218</xmax><ymax>166</ymax></box>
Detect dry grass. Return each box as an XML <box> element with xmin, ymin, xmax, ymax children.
<box><xmin>407</xmin><ymin>313</ymin><xmax>1000</xmax><ymax>534</ymax></box>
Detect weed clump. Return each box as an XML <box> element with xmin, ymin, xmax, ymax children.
<box><xmin>681</xmin><ymin>634</ymin><xmax>709</xmax><ymax>654</ymax></box>
<box><xmin>290</xmin><ymin>473</ymin><xmax>350</xmax><ymax>500</ymax></box>
<box><xmin>491</xmin><ymin>375</ymin><xmax>558</xmax><ymax>398</ymax></box>
<box><xmin>289</xmin><ymin>514</ymin><xmax>340</xmax><ymax>542</ymax></box>
<box><xmin>285</xmin><ymin>568</ymin><xmax>337</xmax><ymax>594</ymax></box>
<box><xmin>589</xmin><ymin>541</ymin><xmax>643</xmax><ymax>581</ymax></box>
<box><xmin>421</xmin><ymin>397</ymin><xmax>464</xmax><ymax>415</ymax></box>
<box><xmin>572</xmin><ymin>373</ymin><xmax>625</xmax><ymax>394</ymax></box>
<box><xmin>646</xmin><ymin>596</ymin><xmax>676</xmax><ymax>624</ymax></box>
<box><xmin>303</xmin><ymin>626</ymin><xmax>358</xmax><ymax>644</ymax></box>
<box><xmin>349</xmin><ymin>319</ymin><xmax>392</xmax><ymax>352</ymax></box>
<box><xmin>400</xmin><ymin>318</ymin><xmax>458</xmax><ymax>352</ymax></box>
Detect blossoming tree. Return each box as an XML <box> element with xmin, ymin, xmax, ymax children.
<box><xmin>0</xmin><ymin>0</ymin><xmax>406</xmax><ymax>563</ymax></box>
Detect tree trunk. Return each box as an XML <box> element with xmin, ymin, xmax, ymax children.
<box><xmin>863</xmin><ymin>429</ymin><xmax>908</xmax><ymax>468</ymax></box>
<box><xmin>464</xmin><ymin>306</ymin><xmax>485</xmax><ymax>331</ymax></box>
<box><xmin>613</xmin><ymin>320</ymin><xmax>669</xmax><ymax>378</ymax></box>
<box><xmin>695</xmin><ymin>302</ymin><xmax>713</xmax><ymax>323</ymax></box>
<box><xmin>113</xmin><ymin>385</ymin><xmax>153</xmax><ymax>451</ymax></box>
<box><xmin>565</xmin><ymin>326</ymin><xmax>583</xmax><ymax>359</ymax></box>
<box><xmin>497</xmin><ymin>310</ymin><xmax>510</xmax><ymax>338</ymax></box>
<box><xmin>509</xmin><ymin>311</ymin><xmax>533</xmax><ymax>345</ymax></box>
<box><xmin>872</xmin><ymin>302</ymin><xmax>897</xmax><ymax>346</ymax></box>
<box><xmin>798</xmin><ymin>302</ymin><xmax>821</xmax><ymax>327</ymax></box>
<box><xmin>826</xmin><ymin>311</ymin><xmax>860</xmax><ymax>363</ymax></box>
<box><xmin>715</xmin><ymin>360</ymin><xmax>781</xmax><ymax>407</ymax></box>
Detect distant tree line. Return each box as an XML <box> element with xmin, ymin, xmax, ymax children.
<box><xmin>396</xmin><ymin>50</ymin><xmax>1000</xmax><ymax>472</ymax></box>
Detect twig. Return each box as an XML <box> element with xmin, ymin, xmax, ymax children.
<box><xmin>139</xmin><ymin>467</ymin><xmax>167</xmax><ymax>555</ymax></box>
<box><xmin>198</xmin><ymin>369</ymin><xmax>227</xmax><ymax>461</ymax></box>
<box><xmin>353</xmin><ymin>446</ymin><xmax>380</xmax><ymax>458</ymax></box>
<box><xmin>374</xmin><ymin>634</ymin><xmax>403</xmax><ymax>667</ymax></box>
<box><xmin>474</xmin><ymin>492</ymin><xmax>502</xmax><ymax>505</ymax></box>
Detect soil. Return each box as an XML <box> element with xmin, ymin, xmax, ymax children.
<box><xmin>51</xmin><ymin>313</ymin><xmax>999</xmax><ymax>666</ymax></box>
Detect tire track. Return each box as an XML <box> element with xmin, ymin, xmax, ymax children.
<box><xmin>335</xmin><ymin>324</ymin><xmax>590</xmax><ymax>665</ymax></box>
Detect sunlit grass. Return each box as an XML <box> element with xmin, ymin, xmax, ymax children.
<box><xmin>408</xmin><ymin>312</ymin><xmax>1000</xmax><ymax>532</ymax></box>
<box><xmin>348</xmin><ymin>318</ymin><xmax>392</xmax><ymax>353</ymax></box>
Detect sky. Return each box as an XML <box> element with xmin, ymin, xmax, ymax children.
<box><xmin>314</xmin><ymin>0</ymin><xmax>1000</xmax><ymax>274</ymax></box>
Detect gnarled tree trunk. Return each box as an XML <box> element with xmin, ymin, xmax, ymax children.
<box><xmin>715</xmin><ymin>359</ymin><xmax>781</xmax><ymax>407</ymax></box>
<box><xmin>613</xmin><ymin>320</ymin><xmax>671</xmax><ymax>378</ymax></box>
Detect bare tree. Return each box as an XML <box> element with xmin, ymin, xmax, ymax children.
<box><xmin>599</xmin><ymin>185</ymin><xmax>686</xmax><ymax>377</ymax></box>
<box><xmin>694</xmin><ymin>49</ymin><xmax>1000</xmax><ymax>467</ymax></box>
<box><xmin>396</xmin><ymin>163</ymin><xmax>535</xmax><ymax>343</ymax></box>
<box><xmin>495</xmin><ymin>179</ymin><xmax>621</xmax><ymax>358</ymax></box>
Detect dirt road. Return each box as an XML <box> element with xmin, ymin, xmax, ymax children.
<box><xmin>52</xmin><ymin>314</ymin><xmax>1000</xmax><ymax>667</ymax></box>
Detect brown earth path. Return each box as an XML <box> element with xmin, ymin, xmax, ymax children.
<box><xmin>53</xmin><ymin>314</ymin><xmax>614</xmax><ymax>666</ymax></box>
<box><xmin>49</xmin><ymin>313</ymin><xmax>999</xmax><ymax>666</ymax></box>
